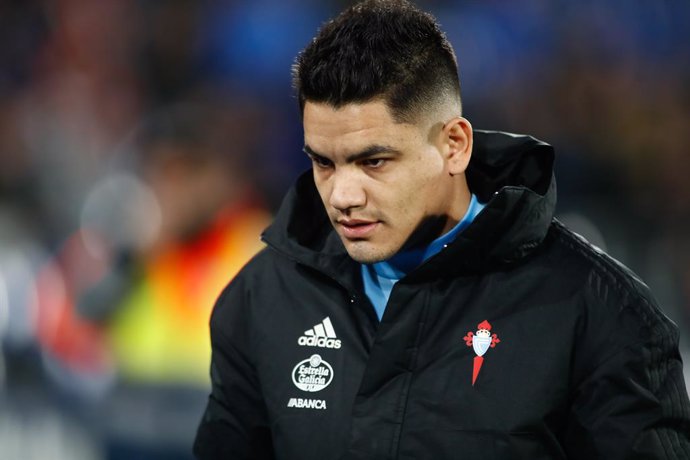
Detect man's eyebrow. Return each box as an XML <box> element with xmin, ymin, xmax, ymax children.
<box><xmin>303</xmin><ymin>144</ymin><xmax>401</xmax><ymax>163</ymax></box>
<box><xmin>303</xmin><ymin>145</ymin><xmax>323</xmax><ymax>158</ymax></box>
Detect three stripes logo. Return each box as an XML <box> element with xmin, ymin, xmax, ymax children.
<box><xmin>298</xmin><ymin>317</ymin><xmax>342</xmax><ymax>349</ymax></box>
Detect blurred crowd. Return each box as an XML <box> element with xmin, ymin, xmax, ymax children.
<box><xmin>0</xmin><ymin>1</ymin><xmax>688</xmax><ymax>459</ymax></box>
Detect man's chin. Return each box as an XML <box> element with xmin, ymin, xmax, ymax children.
<box><xmin>343</xmin><ymin>240</ymin><xmax>398</xmax><ymax>264</ymax></box>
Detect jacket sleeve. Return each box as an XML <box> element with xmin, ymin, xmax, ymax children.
<box><xmin>563</xmin><ymin>292</ymin><xmax>690</xmax><ymax>459</ymax></box>
<box><xmin>193</xmin><ymin>275</ymin><xmax>275</xmax><ymax>460</ymax></box>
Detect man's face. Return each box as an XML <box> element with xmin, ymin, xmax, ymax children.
<box><xmin>303</xmin><ymin>100</ymin><xmax>469</xmax><ymax>264</ymax></box>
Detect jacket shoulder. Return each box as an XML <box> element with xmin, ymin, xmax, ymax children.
<box><xmin>547</xmin><ymin>222</ymin><xmax>690</xmax><ymax>457</ymax></box>
<box><xmin>546</xmin><ymin>220</ymin><xmax>677</xmax><ymax>356</ymax></box>
<box><xmin>210</xmin><ymin>247</ymin><xmax>282</xmax><ymax>327</ymax></box>
<box><xmin>549</xmin><ymin>220</ymin><xmax>660</xmax><ymax>311</ymax></box>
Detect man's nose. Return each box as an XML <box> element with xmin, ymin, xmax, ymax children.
<box><xmin>329</xmin><ymin>170</ymin><xmax>366</xmax><ymax>212</ymax></box>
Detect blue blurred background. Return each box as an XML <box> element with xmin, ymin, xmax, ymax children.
<box><xmin>1</xmin><ymin>1</ymin><xmax>689</xmax><ymax>458</ymax></box>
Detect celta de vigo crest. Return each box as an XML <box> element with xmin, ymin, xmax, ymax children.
<box><xmin>463</xmin><ymin>320</ymin><xmax>501</xmax><ymax>385</ymax></box>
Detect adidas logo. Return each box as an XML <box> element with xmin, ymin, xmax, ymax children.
<box><xmin>298</xmin><ymin>317</ymin><xmax>342</xmax><ymax>349</ymax></box>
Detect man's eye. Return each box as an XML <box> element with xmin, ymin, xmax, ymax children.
<box><xmin>312</xmin><ymin>156</ymin><xmax>333</xmax><ymax>168</ymax></box>
<box><xmin>362</xmin><ymin>158</ymin><xmax>386</xmax><ymax>168</ymax></box>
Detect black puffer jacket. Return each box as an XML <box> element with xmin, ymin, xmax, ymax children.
<box><xmin>194</xmin><ymin>131</ymin><xmax>690</xmax><ymax>459</ymax></box>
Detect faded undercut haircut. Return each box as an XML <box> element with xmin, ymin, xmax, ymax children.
<box><xmin>292</xmin><ymin>0</ymin><xmax>462</xmax><ymax>124</ymax></box>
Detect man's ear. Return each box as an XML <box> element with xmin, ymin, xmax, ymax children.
<box><xmin>444</xmin><ymin>117</ymin><xmax>473</xmax><ymax>176</ymax></box>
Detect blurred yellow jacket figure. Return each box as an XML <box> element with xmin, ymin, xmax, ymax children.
<box><xmin>108</xmin><ymin>203</ymin><xmax>269</xmax><ymax>386</ymax></box>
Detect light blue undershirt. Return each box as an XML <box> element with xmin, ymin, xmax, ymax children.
<box><xmin>361</xmin><ymin>194</ymin><xmax>485</xmax><ymax>321</ymax></box>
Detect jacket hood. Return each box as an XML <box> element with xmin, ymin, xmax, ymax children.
<box><xmin>262</xmin><ymin>130</ymin><xmax>556</xmax><ymax>284</ymax></box>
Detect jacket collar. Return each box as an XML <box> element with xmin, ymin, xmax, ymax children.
<box><xmin>262</xmin><ymin>130</ymin><xmax>556</xmax><ymax>284</ymax></box>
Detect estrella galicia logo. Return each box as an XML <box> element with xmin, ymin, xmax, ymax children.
<box><xmin>291</xmin><ymin>354</ymin><xmax>334</xmax><ymax>392</ymax></box>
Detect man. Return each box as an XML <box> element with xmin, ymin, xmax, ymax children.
<box><xmin>194</xmin><ymin>1</ymin><xmax>690</xmax><ymax>458</ymax></box>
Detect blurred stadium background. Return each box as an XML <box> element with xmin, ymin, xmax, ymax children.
<box><xmin>0</xmin><ymin>1</ymin><xmax>688</xmax><ymax>459</ymax></box>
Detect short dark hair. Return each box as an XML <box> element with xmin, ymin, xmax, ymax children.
<box><xmin>293</xmin><ymin>0</ymin><xmax>462</xmax><ymax>123</ymax></box>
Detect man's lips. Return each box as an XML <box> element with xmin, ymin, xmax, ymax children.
<box><xmin>336</xmin><ymin>219</ymin><xmax>379</xmax><ymax>239</ymax></box>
